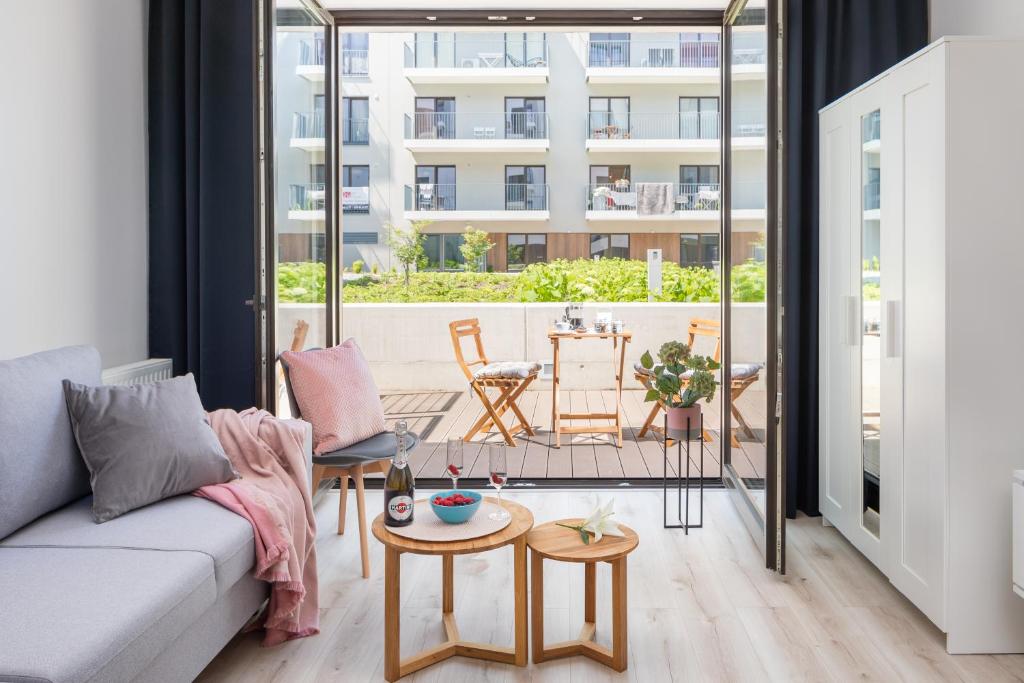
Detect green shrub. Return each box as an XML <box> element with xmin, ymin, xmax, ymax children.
<box><xmin>514</xmin><ymin>258</ymin><xmax>719</xmax><ymax>303</ymax></box>
<box><xmin>730</xmin><ymin>259</ymin><xmax>766</xmax><ymax>303</ymax></box>
<box><xmin>277</xmin><ymin>262</ymin><xmax>326</xmax><ymax>303</ymax></box>
<box><xmin>352</xmin><ymin>260</ymin><xmax>364</xmax><ymax>274</ymax></box>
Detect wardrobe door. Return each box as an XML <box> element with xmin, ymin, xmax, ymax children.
<box><xmin>886</xmin><ymin>47</ymin><xmax>946</xmax><ymax>630</ymax></box>
<box><xmin>818</xmin><ymin>102</ymin><xmax>856</xmax><ymax>529</ymax></box>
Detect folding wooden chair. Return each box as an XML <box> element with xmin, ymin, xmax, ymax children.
<box><xmin>635</xmin><ymin>318</ymin><xmax>760</xmax><ymax>448</ymax></box>
<box><xmin>449</xmin><ymin>318</ymin><xmax>539</xmax><ymax>447</ymax></box>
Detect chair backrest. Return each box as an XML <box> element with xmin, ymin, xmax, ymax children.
<box><xmin>449</xmin><ymin>318</ymin><xmax>489</xmax><ymax>382</ymax></box>
<box><xmin>686</xmin><ymin>318</ymin><xmax>722</xmax><ymax>364</ymax></box>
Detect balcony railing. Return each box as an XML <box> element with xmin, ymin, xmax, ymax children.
<box><xmin>290</xmin><ymin>183</ymin><xmax>325</xmax><ymax>212</ymax></box>
<box><xmin>864</xmin><ymin>181</ymin><xmax>880</xmax><ymax>211</ymax></box>
<box><xmin>587</xmin><ymin>39</ymin><xmax>721</xmax><ymax>68</ymax></box>
<box><xmin>343</xmin><ymin>118</ymin><xmax>369</xmax><ymax>145</ymax></box>
<box><xmin>299</xmin><ymin>36</ymin><xmax>325</xmax><ymax>66</ymax></box>
<box><xmin>405</xmin><ymin>112</ymin><xmax>549</xmax><ymax>140</ymax></box>
<box><xmin>404</xmin><ymin>183</ymin><xmax>549</xmax><ymax>212</ymax></box>
<box><xmin>342</xmin><ymin>49</ymin><xmax>369</xmax><ymax>76</ymax></box>
<box><xmin>404</xmin><ymin>37</ymin><xmax>548</xmax><ymax>69</ymax></box>
<box><xmin>586</xmin><ymin>112</ymin><xmax>719</xmax><ymax>140</ymax></box>
<box><xmin>677</xmin><ymin>183</ymin><xmax>721</xmax><ymax>211</ymax></box>
<box><xmin>863</xmin><ymin>110</ymin><xmax>881</xmax><ymax>142</ymax></box>
<box><xmin>292</xmin><ymin>111</ymin><xmax>324</xmax><ymax>139</ymax></box>
<box><xmin>587</xmin><ymin>182</ymin><xmax>720</xmax><ymax>212</ymax></box>
<box><xmin>731</xmin><ymin>109</ymin><xmax>767</xmax><ymax>137</ymax></box>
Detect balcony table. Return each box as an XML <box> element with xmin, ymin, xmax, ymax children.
<box><xmin>372</xmin><ymin>498</ymin><xmax>533</xmax><ymax>682</ymax></box>
<box><xmin>549</xmin><ymin>329</ymin><xmax>632</xmax><ymax>448</ymax></box>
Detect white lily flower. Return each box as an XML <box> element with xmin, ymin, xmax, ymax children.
<box><xmin>580</xmin><ymin>498</ymin><xmax>624</xmax><ymax>543</ymax></box>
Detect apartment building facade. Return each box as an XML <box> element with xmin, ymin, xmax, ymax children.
<box><xmin>280</xmin><ymin>28</ymin><xmax>767</xmax><ymax>273</ymax></box>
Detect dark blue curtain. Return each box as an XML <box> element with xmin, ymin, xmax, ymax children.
<box><xmin>148</xmin><ymin>0</ymin><xmax>257</xmax><ymax>410</ymax></box>
<box><xmin>784</xmin><ymin>0</ymin><xmax>928</xmax><ymax>517</ymax></box>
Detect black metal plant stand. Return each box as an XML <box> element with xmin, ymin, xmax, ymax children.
<box><xmin>662</xmin><ymin>413</ymin><xmax>704</xmax><ymax>533</ymax></box>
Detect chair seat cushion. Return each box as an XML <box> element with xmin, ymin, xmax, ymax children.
<box><xmin>314</xmin><ymin>430</ymin><xmax>419</xmax><ymax>467</ymax></box>
<box><xmin>281</xmin><ymin>339</ymin><xmax>386</xmax><ymax>454</ymax></box>
<box><xmin>0</xmin><ymin>546</ymin><xmax>216</xmax><ymax>683</ymax></box>
<box><xmin>473</xmin><ymin>361</ymin><xmax>541</xmax><ymax>380</ymax></box>
<box><xmin>731</xmin><ymin>363</ymin><xmax>763</xmax><ymax>380</ymax></box>
<box><xmin>0</xmin><ymin>494</ymin><xmax>255</xmax><ymax>597</ymax></box>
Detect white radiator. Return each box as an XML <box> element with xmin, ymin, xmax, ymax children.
<box><xmin>101</xmin><ymin>358</ymin><xmax>174</xmax><ymax>386</ymax></box>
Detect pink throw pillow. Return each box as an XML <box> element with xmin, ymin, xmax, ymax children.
<box><xmin>281</xmin><ymin>339</ymin><xmax>385</xmax><ymax>454</ymax></box>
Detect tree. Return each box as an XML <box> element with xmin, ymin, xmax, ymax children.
<box><xmin>385</xmin><ymin>220</ymin><xmax>430</xmax><ymax>287</ymax></box>
<box><xmin>459</xmin><ymin>225</ymin><xmax>493</xmax><ymax>272</ymax></box>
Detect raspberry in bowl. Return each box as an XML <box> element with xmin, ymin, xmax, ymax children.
<box><xmin>430</xmin><ymin>489</ymin><xmax>483</xmax><ymax>524</ymax></box>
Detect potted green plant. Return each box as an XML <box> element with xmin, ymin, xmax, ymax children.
<box><xmin>639</xmin><ymin>340</ymin><xmax>720</xmax><ymax>439</ymax></box>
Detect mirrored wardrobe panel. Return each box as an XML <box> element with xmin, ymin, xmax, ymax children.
<box><xmin>861</xmin><ymin>109</ymin><xmax>881</xmax><ymax>537</ymax></box>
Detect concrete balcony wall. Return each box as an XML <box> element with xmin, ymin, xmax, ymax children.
<box><xmin>277</xmin><ymin>302</ymin><xmax>767</xmax><ymax>391</ymax></box>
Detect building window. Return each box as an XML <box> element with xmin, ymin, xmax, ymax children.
<box><xmin>678</xmin><ymin>32</ymin><xmax>719</xmax><ymax>68</ymax></box>
<box><xmin>342</xmin><ymin>165</ymin><xmax>369</xmax><ymax>214</ymax></box>
<box><xmin>589</xmin><ymin>97</ymin><xmax>629</xmax><ymax>139</ymax></box>
<box><xmin>507</xmin><ymin>234</ymin><xmax>547</xmax><ymax>272</ymax></box>
<box><xmin>342</xmin><ymin>97</ymin><xmax>369</xmax><ymax>144</ymax></box>
<box><xmin>589</xmin><ymin>32</ymin><xmax>630</xmax><ymax>67</ymax></box>
<box><xmin>680</xmin><ymin>233</ymin><xmax>720</xmax><ymax>269</ymax></box>
<box><xmin>423</xmin><ymin>233</ymin><xmax>465</xmax><ymax>271</ymax></box>
<box><xmin>589</xmin><ymin>165</ymin><xmax>631</xmax><ymax>210</ymax></box>
<box><xmin>505</xmin><ymin>166</ymin><xmax>547</xmax><ymax>210</ymax></box>
<box><xmin>590</xmin><ymin>234</ymin><xmax>630</xmax><ymax>260</ymax></box>
<box><xmin>414</xmin><ymin>97</ymin><xmax>455</xmax><ymax>139</ymax></box>
<box><xmin>679</xmin><ymin>96</ymin><xmax>719</xmax><ymax>140</ymax></box>
<box><xmin>341</xmin><ymin>33</ymin><xmax>369</xmax><ymax>75</ymax></box>
<box><xmin>505</xmin><ymin>97</ymin><xmax>546</xmax><ymax>138</ymax></box>
<box><xmin>678</xmin><ymin>165</ymin><xmax>720</xmax><ymax>210</ymax></box>
<box><xmin>415</xmin><ymin>166</ymin><xmax>456</xmax><ymax>210</ymax></box>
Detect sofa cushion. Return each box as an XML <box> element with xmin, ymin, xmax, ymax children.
<box><xmin>62</xmin><ymin>374</ymin><xmax>238</xmax><ymax>523</ymax></box>
<box><xmin>0</xmin><ymin>495</ymin><xmax>254</xmax><ymax>597</ymax></box>
<box><xmin>0</xmin><ymin>346</ymin><xmax>100</xmax><ymax>540</ymax></box>
<box><xmin>0</xmin><ymin>546</ymin><xmax>216</xmax><ymax>683</ymax></box>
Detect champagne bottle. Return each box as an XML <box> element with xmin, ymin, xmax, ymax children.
<box><xmin>384</xmin><ymin>420</ymin><xmax>415</xmax><ymax>527</ymax></box>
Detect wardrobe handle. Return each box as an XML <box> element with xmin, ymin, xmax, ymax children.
<box><xmin>885</xmin><ymin>300</ymin><xmax>901</xmax><ymax>358</ymax></box>
<box><xmin>845</xmin><ymin>296</ymin><xmax>859</xmax><ymax>346</ymax></box>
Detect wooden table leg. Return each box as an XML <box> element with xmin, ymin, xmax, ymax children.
<box><xmin>531</xmin><ymin>550</ymin><xmax>544</xmax><ymax>664</ymax></box>
<box><xmin>514</xmin><ymin>537</ymin><xmax>529</xmax><ymax>666</ymax></box>
<box><xmin>585</xmin><ymin>561</ymin><xmax>596</xmax><ymax>624</ymax></box>
<box><xmin>551</xmin><ymin>338</ymin><xmax>561</xmax><ymax>448</ymax></box>
<box><xmin>615</xmin><ymin>336</ymin><xmax>628</xmax><ymax>447</ymax></box>
<box><xmin>611</xmin><ymin>557</ymin><xmax>628</xmax><ymax>672</ymax></box>
<box><xmin>384</xmin><ymin>547</ymin><xmax>401</xmax><ymax>682</ymax></box>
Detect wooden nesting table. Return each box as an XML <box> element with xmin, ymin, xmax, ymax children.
<box><xmin>371</xmin><ymin>498</ymin><xmax>534</xmax><ymax>682</ymax></box>
<box><xmin>549</xmin><ymin>329</ymin><xmax>632</xmax><ymax>447</ymax></box>
<box><xmin>527</xmin><ymin>520</ymin><xmax>640</xmax><ymax>671</ymax></box>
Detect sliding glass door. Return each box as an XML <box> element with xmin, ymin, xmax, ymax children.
<box><xmin>722</xmin><ymin>0</ymin><xmax>784</xmax><ymax>571</ymax></box>
<box><xmin>263</xmin><ymin>0</ymin><xmax>337</xmax><ymax>412</ymax></box>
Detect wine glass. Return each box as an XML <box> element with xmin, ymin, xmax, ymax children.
<box><xmin>488</xmin><ymin>444</ymin><xmax>510</xmax><ymax>521</ymax></box>
<box><xmin>446</xmin><ymin>437</ymin><xmax>464</xmax><ymax>491</ymax></box>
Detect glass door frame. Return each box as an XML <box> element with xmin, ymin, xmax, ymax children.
<box><xmin>259</xmin><ymin>0</ymin><xmax>340</xmax><ymax>412</ymax></box>
<box><xmin>721</xmin><ymin>0</ymin><xmax>784</xmax><ymax>572</ymax></box>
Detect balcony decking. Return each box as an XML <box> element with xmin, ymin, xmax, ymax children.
<box><xmin>377</xmin><ymin>388</ymin><xmax>767</xmax><ymax>482</ymax></box>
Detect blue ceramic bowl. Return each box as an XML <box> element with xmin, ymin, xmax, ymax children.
<box><xmin>430</xmin><ymin>490</ymin><xmax>483</xmax><ymax>524</ymax></box>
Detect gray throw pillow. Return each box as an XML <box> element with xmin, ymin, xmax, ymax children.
<box><xmin>62</xmin><ymin>374</ymin><xmax>238</xmax><ymax>523</ymax></box>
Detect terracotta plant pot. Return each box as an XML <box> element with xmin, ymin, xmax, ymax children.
<box><xmin>666</xmin><ymin>404</ymin><xmax>702</xmax><ymax>440</ymax></box>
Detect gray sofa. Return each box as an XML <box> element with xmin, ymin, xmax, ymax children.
<box><xmin>0</xmin><ymin>346</ymin><xmax>313</xmax><ymax>683</ymax></box>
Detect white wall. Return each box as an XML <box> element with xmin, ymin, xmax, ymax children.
<box><xmin>0</xmin><ymin>0</ymin><xmax>148</xmax><ymax>367</ymax></box>
<box><xmin>931</xmin><ymin>0</ymin><xmax>1024</xmax><ymax>39</ymax></box>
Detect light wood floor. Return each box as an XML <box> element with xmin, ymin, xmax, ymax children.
<box><xmin>198</xmin><ymin>490</ymin><xmax>1024</xmax><ymax>682</ymax></box>
<box><xmin>380</xmin><ymin>389</ymin><xmax>768</xmax><ymax>482</ymax></box>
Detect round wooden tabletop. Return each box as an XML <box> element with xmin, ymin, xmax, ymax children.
<box><xmin>372</xmin><ymin>497</ymin><xmax>534</xmax><ymax>556</ymax></box>
<box><xmin>527</xmin><ymin>519</ymin><xmax>639</xmax><ymax>563</ymax></box>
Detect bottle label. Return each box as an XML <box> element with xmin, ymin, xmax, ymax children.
<box><xmin>388</xmin><ymin>496</ymin><xmax>414</xmax><ymax>521</ymax></box>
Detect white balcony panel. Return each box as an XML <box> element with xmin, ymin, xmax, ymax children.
<box><xmin>733</xmin><ymin>136</ymin><xmax>766</xmax><ymax>151</ymax></box>
<box><xmin>585</xmin><ymin>66</ymin><xmax>718</xmax><ymax>85</ymax></box>
<box><xmin>404</xmin><ymin>138</ymin><xmax>549</xmax><ymax>154</ymax></box>
<box><xmin>295</xmin><ymin>64</ymin><xmax>325</xmax><ymax>82</ymax></box>
<box><xmin>290</xmin><ymin>137</ymin><xmax>324</xmax><ymax>152</ymax></box>
<box><xmin>586</xmin><ymin>210</ymin><xmax>719</xmax><ymax>222</ymax></box>
<box><xmin>404</xmin><ymin>210</ymin><xmax>549</xmax><ymax>222</ymax></box>
<box><xmin>403</xmin><ymin>67</ymin><xmax>549</xmax><ymax>85</ymax></box>
<box><xmin>731</xmin><ymin>63</ymin><xmax>767</xmax><ymax>81</ymax></box>
<box><xmin>288</xmin><ymin>209</ymin><xmax>325</xmax><ymax>221</ymax></box>
<box><xmin>732</xmin><ymin>208</ymin><xmax>767</xmax><ymax>222</ymax></box>
<box><xmin>586</xmin><ymin>138</ymin><xmax>719</xmax><ymax>154</ymax></box>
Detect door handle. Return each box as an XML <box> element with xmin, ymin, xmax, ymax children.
<box><xmin>885</xmin><ymin>300</ymin><xmax>901</xmax><ymax>358</ymax></box>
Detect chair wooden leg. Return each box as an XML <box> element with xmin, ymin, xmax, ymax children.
<box><xmin>338</xmin><ymin>472</ymin><xmax>350</xmax><ymax>535</ymax></box>
<box><xmin>353</xmin><ymin>465</ymin><xmax>371</xmax><ymax>578</ymax></box>
<box><xmin>637</xmin><ymin>400</ymin><xmax>662</xmax><ymax>438</ymax></box>
<box><xmin>468</xmin><ymin>382</ymin><xmax>517</xmax><ymax>446</ymax></box>
<box><xmin>475</xmin><ymin>385</ymin><xmax>515</xmax><ymax>434</ymax></box>
<box><xmin>505</xmin><ymin>377</ymin><xmax>536</xmax><ymax>436</ymax></box>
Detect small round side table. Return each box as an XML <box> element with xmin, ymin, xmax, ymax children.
<box><xmin>371</xmin><ymin>498</ymin><xmax>534</xmax><ymax>682</ymax></box>
<box><xmin>527</xmin><ymin>520</ymin><xmax>639</xmax><ymax>672</ymax></box>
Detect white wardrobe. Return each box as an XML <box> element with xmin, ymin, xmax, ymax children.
<box><xmin>818</xmin><ymin>37</ymin><xmax>1024</xmax><ymax>654</ymax></box>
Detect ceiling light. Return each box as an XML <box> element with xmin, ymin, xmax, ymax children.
<box><xmin>633</xmin><ymin>16</ymin><xmax>644</xmax><ymax>21</ymax></box>
<box><xmin>426</xmin><ymin>16</ymin><xmax>436</xmax><ymax>21</ymax></box>
<box><xmin>525</xmin><ymin>16</ymin><xmax>535</xmax><ymax>21</ymax></box>
<box><xmin>488</xmin><ymin>15</ymin><xmax>508</xmax><ymax>21</ymax></box>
